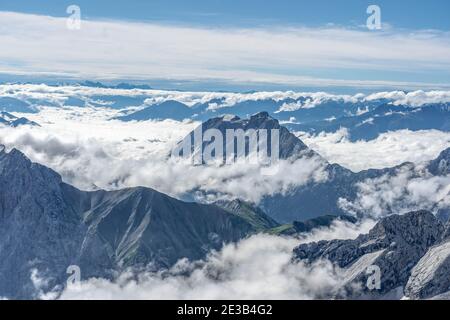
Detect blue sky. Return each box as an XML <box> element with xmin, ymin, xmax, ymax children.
<box><xmin>2</xmin><ymin>0</ymin><xmax>450</xmax><ymax>30</ymax></box>
<box><xmin>0</xmin><ymin>1</ymin><xmax>449</xmax><ymax>92</ymax></box>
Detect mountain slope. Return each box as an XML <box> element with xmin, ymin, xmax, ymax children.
<box><xmin>0</xmin><ymin>146</ymin><xmax>260</xmax><ymax>299</ymax></box>
<box><xmin>404</xmin><ymin>220</ymin><xmax>450</xmax><ymax>299</ymax></box>
<box><xmin>214</xmin><ymin>199</ymin><xmax>280</xmax><ymax>231</ymax></box>
<box><xmin>293</xmin><ymin>211</ymin><xmax>445</xmax><ymax>299</ymax></box>
<box><xmin>117</xmin><ymin>100</ymin><xmax>194</xmax><ymax>121</ymax></box>
<box><xmin>177</xmin><ymin>112</ymin><xmax>314</xmax><ymax>164</ymax></box>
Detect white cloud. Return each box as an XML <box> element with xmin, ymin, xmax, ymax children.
<box><xmin>54</xmin><ymin>219</ymin><xmax>374</xmax><ymax>300</ymax></box>
<box><xmin>296</xmin><ymin>129</ymin><xmax>450</xmax><ymax>172</ymax></box>
<box><xmin>1</xmin><ymin>12</ymin><xmax>450</xmax><ymax>89</ymax></box>
<box><xmin>338</xmin><ymin>166</ymin><xmax>450</xmax><ymax>218</ymax></box>
<box><xmin>365</xmin><ymin>90</ymin><xmax>450</xmax><ymax>107</ymax></box>
<box><xmin>277</xmin><ymin>92</ymin><xmax>363</xmax><ymax>112</ymax></box>
<box><xmin>0</xmin><ymin>106</ymin><xmax>327</xmax><ymax>203</ymax></box>
<box><xmin>2</xmin><ymin>84</ymin><xmax>450</xmax><ymax>113</ymax></box>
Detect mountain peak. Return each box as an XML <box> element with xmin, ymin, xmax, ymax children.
<box><xmin>370</xmin><ymin>210</ymin><xmax>442</xmax><ymax>244</ymax></box>
<box><xmin>0</xmin><ymin>147</ymin><xmax>62</xmax><ymax>185</ymax></box>
<box><xmin>428</xmin><ymin>147</ymin><xmax>450</xmax><ymax>175</ymax></box>
<box><xmin>180</xmin><ymin>112</ymin><xmax>313</xmax><ymax>162</ymax></box>
<box><xmin>250</xmin><ymin>111</ymin><xmax>270</xmax><ymax>120</ymax></box>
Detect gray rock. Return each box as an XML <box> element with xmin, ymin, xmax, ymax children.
<box><xmin>404</xmin><ymin>238</ymin><xmax>450</xmax><ymax>299</ymax></box>
<box><xmin>0</xmin><ymin>147</ymin><xmax>258</xmax><ymax>299</ymax></box>
<box><xmin>293</xmin><ymin>211</ymin><xmax>444</xmax><ymax>298</ymax></box>
<box><xmin>404</xmin><ymin>220</ymin><xmax>450</xmax><ymax>299</ymax></box>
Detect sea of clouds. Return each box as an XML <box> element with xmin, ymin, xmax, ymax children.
<box><xmin>33</xmin><ymin>219</ymin><xmax>374</xmax><ymax>300</ymax></box>
<box><xmin>2</xmin><ymin>84</ymin><xmax>450</xmax><ymax>112</ymax></box>
<box><xmin>1</xmin><ymin>85</ymin><xmax>449</xmax><ymax>206</ymax></box>
<box><xmin>1</xmin><ymin>85</ymin><xmax>449</xmax><ymax>300</ymax></box>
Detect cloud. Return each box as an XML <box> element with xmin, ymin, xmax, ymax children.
<box><xmin>0</xmin><ymin>106</ymin><xmax>327</xmax><ymax>203</ymax></box>
<box><xmin>1</xmin><ymin>12</ymin><xmax>450</xmax><ymax>89</ymax></box>
<box><xmin>338</xmin><ymin>165</ymin><xmax>450</xmax><ymax>218</ymax></box>
<box><xmin>2</xmin><ymin>84</ymin><xmax>450</xmax><ymax>114</ymax></box>
<box><xmin>278</xmin><ymin>90</ymin><xmax>450</xmax><ymax>112</ymax></box>
<box><xmin>53</xmin><ymin>219</ymin><xmax>374</xmax><ymax>300</ymax></box>
<box><xmin>296</xmin><ymin>128</ymin><xmax>450</xmax><ymax>172</ymax></box>
<box><xmin>365</xmin><ymin>90</ymin><xmax>450</xmax><ymax>107</ymax></box>
<box><xmin>278</xmin><ymin>93</ymin><xmax>363</xmax><ymax>112</ymax></box>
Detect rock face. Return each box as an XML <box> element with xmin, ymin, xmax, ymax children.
<box><xmin>428</xmin><ymin>147</ymin><xmax>450</xmax><ymax>176</ymax></box>
<box><xmin>293</xmin><ymin>211</ymin><xmax>445</xmax><ymax>299</ymax></box>
<box><xmin>0</xmin><ymin>147</ymin><xmax>259</xmax><ymax>299</ymax></box>
<box><xmin>178</xmin><ymin>112</ymin><xmax>314</xmax><ymax>162</ymax></box>
<box><xmin>404</xmin><ymin>219</ymin><xmax>450</xmax><ymax>299</ymax></box>
<box><xmin>116</xmin><ymin>100</ymin><xmax>194</xmax><ymax>121</ymax></box>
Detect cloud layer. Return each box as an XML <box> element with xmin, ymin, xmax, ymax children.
<box><xmin>2</xmin><ymin>84</ymin><xmax>450</xmax><ymax>112</ymax></box>
<box><xmin>0</xmin><ymin>106</ymin><xmax>327</xmax><ymax>203</ymax></box>
<box><xmin>297</xmin><ymin>128</ymin><xmax>450</xmax><ymax>172</ymax></box>
<box><xmin>1</xmin><ymin>100</ymin><xmax>448</xmax><ymax>204</ymax></box>
<box><xmin>1</xmin><ymin>12</ymin><xmax>450</xmax><ymax>88</ymax></box>
<box><xmin>50</xmin><ymin>219</ymin><xmax>374</xmax><ymax>300</ymax></box>
<box><xmin>339</xmin><ymin>165</ymin><xmax>450</xmax><ymax>218</ymax></box>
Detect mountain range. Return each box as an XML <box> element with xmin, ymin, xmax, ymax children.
<box><xmin>117</xmin><ymin>100</ymin><xmax>194</xmax><ymax>121</ymax></box>
<box><xmin>115</xmin><ymin>98</ymin><xmax>450</xmax><ymax>141</ymax></box>
<box><xmin>1</xmin><ymin>108</ymin><xmax>449</xmax><ymax>299</ymax></box>
<box><xmin>286</xmin><ymin>103</ymin><xmax>450</xmax><ymax>141</ymax></box>
<box><xmin>1</xmin><ymin>144</ymin><xmax>449</xmax><ymax>299</ymax></box>
<box><xmin>0</xmin><ymin>146</ymin><xmax>277</xmax><ymax>299</ymax></box>
<box><xmin>179</xmin><ymin>112</ymin><xmax>450</xmax><ymax>222</ymax></box>
<box><xmin>294</xmin><ymin>210</ymin><xmax>450</xmax><ymax>300</ymax></box>
<box><xmin>115</xmin><ymin>98</ymin><xmax>383</xmax><ymax>123</ymax></box>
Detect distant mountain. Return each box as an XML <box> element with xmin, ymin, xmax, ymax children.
<box><xmin>274</xmin><ymin>99</ymin><xmax>382</xmax><ymax>123</ymax></box>
<box><xmin>180</xmin><ymin>112</ymin><xmax>450</xmax><ymax>223</ymax></box>
<box><xmin>0</xmin><ymin>97</ymin><xmax>37</xmax><ymax>113</ymax></box>
<box><xmin>114</xmin><ymin>83</ymin><xmax>152</xmax><ymax>90</ymax></box>
<box><xmin>89</xmin><ymin>95</ymin><xmax>148</xmax><ymax>109</ymax></box>
<box><xmin>178</xmin><ymin>112</ymin><xmax>314</xmax><ymax>162</ymax></box>
<box><xmin>287</xmin><ymin>103</ymin><xmax>450</xmax><ymax>141</ymax></box>
<box><xmin>294</xmin><ymin>210</ymin><xmax>447</xmax><ymax>299</ymax></box>
<box><xmin>112</xmin><ymin>97</ymin><xmax>384</xmax><ymax>123</ymax></box>
<box><xmin>180</xmin><ymin>98</ymin><xmax>382</xmax><ymax>123</ymax></box>
<box><xmin>0</xmin><ymin>146</ymin><xmax>265</xmax><ymax>299</ymax></box>
<box><xmin>116</xmin><ymin>100</ymin><xmax>195</xmax><ymax>121</ymax></box>
<box><xmin>198</xmin><ymin>99</ymin><xmax>281</xmax><ymax>121</ymax></box>
<box><xmin>0</xmin><ymin>111</ymin><xmax>40</xmax><ymax>127</ymax></box>
<box><xmin>79</xmin><ymin>81</ymin><xmax>152</xmax><ymax>90</ymax></box>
